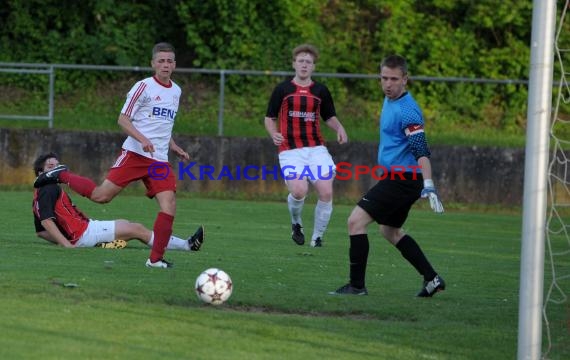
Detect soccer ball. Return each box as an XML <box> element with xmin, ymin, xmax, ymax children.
<box><xmin>195</xmin><ymin>268</ymin><xmax>233</xmax><ymax>305</ymax></box>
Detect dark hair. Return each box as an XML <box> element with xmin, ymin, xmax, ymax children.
<box><xmin>380</xmin><ymin>55</ymin><xmax>408</xmax><ymax>75</ymax></box>
<box><xmin>152</xmin><ymin>42</ymin><xmax>176</xmax><ymax>59</ymax></box>
<box><xmin>33</xmin><ymin>152</ymin><xmax>58</xmax><ymax>176</ymax></box>
<box><xmin>292</xmin><ymin>44</ymin><xmax>319</xmax><ymax>63</ymax></box>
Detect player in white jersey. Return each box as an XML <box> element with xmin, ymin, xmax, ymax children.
<box><xmin>34</xmin><ymin>42</ymin><xmax>203</xmax><ymax>268</ymax></box>
<box><xmin>121</xmin><ymin>72</ymin><xmax>181</xmax><ymax>161</ymax></box>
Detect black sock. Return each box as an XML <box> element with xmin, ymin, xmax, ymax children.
<box><xmin>349</xmin><ymin>234</ymin><xmax>369</xmax><ymax>288</ymax></box>
<box><xmin>395</xmin><ymin>234</ymin><xmax>437</xmax><ymax>281</ymax></box>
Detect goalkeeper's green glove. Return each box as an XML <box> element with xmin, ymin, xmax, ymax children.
<box><xmin>421</xmin><ymin>179</ymin><xmax>444</xmax><ymax>214</ymax></box>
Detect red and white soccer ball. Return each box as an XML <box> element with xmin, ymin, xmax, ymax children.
<box><xmin>195</xmin><ymin>268</ymin><xmax>233</xmax><ymax>305</ymax></box>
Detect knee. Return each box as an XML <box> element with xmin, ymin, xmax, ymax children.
<box><xmin>132</xmin><ymin>223</ymin><xmax>149</xmax><ymax>238</ymax></box>
<box><xmin>347</xmin><ymin>213</ymin><xmax>362</xmax><ymax>233</ymax></box>
<box><xmin>90</xmin><ymin>193</ymin><xmax>112</xmax><ymax>204</ymax></box>
<box><xmin>290</xmin><ymin>189</ymin><xmax>307</xmax><ymax>199</ymax></box>
<box><xmin>90</xmin><ymin>188</ymin><xmax>114</xmax><ymax>203</ymax></box>
<box><xmin>117</xmin><ymin>222</ymin><xmax>146</xmax><ymax>240</ymax></box>
<box><xmin>381</xmin><ymin>228</ymin><xmax>404</xmax><ymax>245</ymax></box>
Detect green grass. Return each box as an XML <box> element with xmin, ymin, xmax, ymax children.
<box><xmin>0</xmin><ymin>191</ymin><xmax>568</xmax><ymax>359</ymax></box>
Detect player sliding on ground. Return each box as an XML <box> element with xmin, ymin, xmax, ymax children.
<box><xmin>33</xmin><ymin>152</ymin><xmax>204</xmax><ymax>251</ymax></box>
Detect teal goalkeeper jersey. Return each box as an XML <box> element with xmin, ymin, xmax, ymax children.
<box><xmin>377</xmin><ymin>92</ymin><xmax>425</xmax><ymax>172</ymax></box>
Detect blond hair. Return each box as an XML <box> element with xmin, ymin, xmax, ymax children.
<box><xmin>292</xmin><ymin>44</ymin><xmax>319</xmax><ymax>63</ymax></box>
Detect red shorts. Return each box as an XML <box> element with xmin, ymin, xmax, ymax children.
<box><xmin>106</xmin><ymin>149</ymin><xmax>176</xmax><ymax>198</ymax></box>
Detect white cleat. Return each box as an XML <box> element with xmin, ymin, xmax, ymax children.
<box><xmin>145</xmin><ymin>258</ymin><xmax>173</xmax><ymax>269</ymax></box>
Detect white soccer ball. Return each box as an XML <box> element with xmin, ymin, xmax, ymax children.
<box><xmin>195</xmin><ymin>268</ymin><xmax>233</xmax><ymax>305</ymax></box>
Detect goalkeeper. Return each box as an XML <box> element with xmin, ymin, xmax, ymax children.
<box><xmin>330</xmin><ymin>55</ymin><xmax>445</xmax><ymax>297</ymax></box>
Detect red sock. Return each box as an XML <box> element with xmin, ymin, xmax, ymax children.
<box><xmin>150</xmin><ymin>212</ymin><xmax>174</xmax><ymax>262</ymax></box>
<box><xmin>59</xmin><ymin>172</ymin><xmax>96</xmax><ymax>198</ymax></box>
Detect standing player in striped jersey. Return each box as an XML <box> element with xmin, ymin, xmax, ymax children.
<box><xmin>34</xmin><ymin>42</ymin><xmax>204</xmax><ymax>268</ymax></box>
<box><xmin>264</xmin><ymin>44</ymin><xmax>348</xmax><ymax>248</ymax></box>
<box><xmin>330</xmin><ymin>55</ymin><xmax>445</xmax><ymax>297</ymax></box>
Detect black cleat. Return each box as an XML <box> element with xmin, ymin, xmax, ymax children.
<box><xmin>417</xmin><ymin>275</ymin><xmax>446</xmax><ymax>297</ymax></box>
<box><xmin>291</xmin><ymin>223</ymin><xmax>305</xmax><ymax>245</ymax></box>
<box><xmin>34</xmin><ymin>164</ymin><xmax>68</xmax><ymax>188</ymax></box>
<box><xmin>188</xmin><ymin>225</ymin><xmax>204</xmax><ymax>251</ymax></box>
<box><xmin>310</xmin><ymin>237</ymin><xmax>322</xmax><ymax>247</ymax></box>
<box><xmin>329</xmin><ymin>283</ymin><xmax>368</xmax><ymax>295</ymax></box>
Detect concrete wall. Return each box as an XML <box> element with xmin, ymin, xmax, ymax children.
<box><xmin>0</xmin><ymin>128</ymin><xmax>525</xmax><ymax>205</ymax></box>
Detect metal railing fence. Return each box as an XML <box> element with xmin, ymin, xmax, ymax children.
<box><xmin>0</xmin><ymin>62</ymin><xmax>529</xmax><ymax>132</ymax></box>
<box><xmin>0</xmin><ymin>65</ymin><xmax>55</xmax><ymax>128</ymax></box>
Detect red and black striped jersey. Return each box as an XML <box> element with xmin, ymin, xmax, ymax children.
<box><xmin>32</xmin><ymin>184</ymin><xmax>89</xmax><ymax>242</ymax></box>
<box><xmin>266</xmin><ymin>79</ymin><xmax>337</xmax><ymax>152</ymax></box>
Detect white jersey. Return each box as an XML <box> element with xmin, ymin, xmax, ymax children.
<box><xmin>120</xmin><ymin>76</ymin><xmax>181</xmax><ymax>161</ymax></box>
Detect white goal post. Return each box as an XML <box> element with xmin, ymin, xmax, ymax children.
<box><xmin>517</xmin><ymin>0</ymin><xmax>556</xmax><ymax>359</ymax></box>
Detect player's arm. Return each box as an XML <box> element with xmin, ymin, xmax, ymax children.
<box><xmin>417</xmin><ymin>156</ymin><xmax>433</xmax><ymax>180</ymax></box>
<box><xmin>169</xmin><ymin>138</ymin><xmax>190</xmax><ymax>161</ymax></box>
<box><xmin>40</xmin><ymin>218</ymin><xmax>75</xmax><ymax>248</ymax></box>
<box><xmin>406</xmin><ymin>124</ymin><xmax>444</xmax><ymax>213</ymax></box>
<box><xmin>36</xmin><ymin>230</ymin><xmax>59</xmax><ymax>244</ymax></box>
<box><xmin>417</xmin><ymin>156</ymin><xmax>444</xmax><ymax>213</ymax></box>
<box><xmin>264</xmin><ymin>116</ymin><xmax>284</xmax><ymax>146</ymax></box>
<box><xmin>117</xmin><ymin>113</ymin><xmax>155</xmax><ymax>156</ymax></box>
<box><xmin>34</xmin><ymin>213</ymin><xmax>57</xmax><ymax>244</ymax></box>
<box><xmin>319</xmin><ymin>86</ymin><xmax>346</xmax><ymax>144</ymax></box>
<box><xmin>265</xmin><ymin>85</ymin><xmax>285</xmax><ymax>146</ymax></box>
<box><xmin>324</xmin><ymin>116</ymin><xmax>348</xmax><ymax>144</ymax></box>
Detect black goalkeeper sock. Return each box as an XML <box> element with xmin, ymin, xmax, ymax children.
<box><xmin>349</xmin><ymin>234</ymin><xmax>369</xmax><ymax>289</ymax></box>
<box><xmin>396</xmin><ymin>234</ymin><xmax>437</xmax><ymax>281</ymax></box>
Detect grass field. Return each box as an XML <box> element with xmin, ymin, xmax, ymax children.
<box><xmin>0</xmin><ymin>190</ymin><xmax>568</xmax><ymax>359</ymax></box>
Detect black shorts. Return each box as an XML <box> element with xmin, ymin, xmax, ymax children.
<box><xmin>357</xmin><ymin>172</ymin><xmax>423</xmax><ymax>228</ymax></box>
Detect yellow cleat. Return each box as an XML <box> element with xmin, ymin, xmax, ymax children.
<box><xmin>96</xmin><ymin>239</ymin><xmax>128</xmax><ymax>249</ymax></box>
